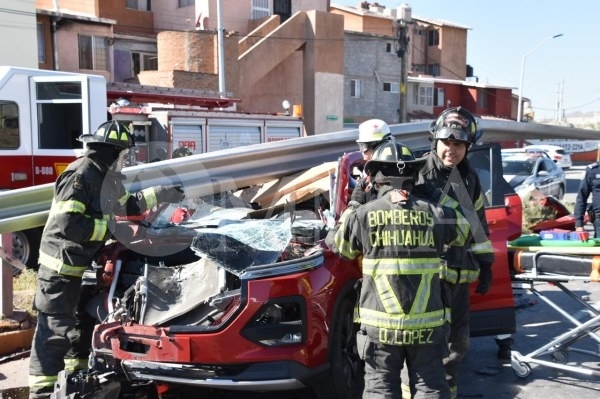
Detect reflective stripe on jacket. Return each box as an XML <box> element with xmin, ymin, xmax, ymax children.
<box><xmin>333</xmin><ymin>186</ymin><xmax>469</xmax><ymax>343</ymax></box>
<box><xmin>39</xmin><ymin>150</ymin><xmax>150</xmax><ymax>277</ymax></box>
<box><xmin>414</xmin><ymin>153</ymin><xmax>495</xmax><ymax>284</ymax></box>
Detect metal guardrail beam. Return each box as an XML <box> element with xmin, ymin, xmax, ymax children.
<box><xmin>0</xmin><ymin>120</ymin><xmax>598</xmax><ymax>234</ymax></box>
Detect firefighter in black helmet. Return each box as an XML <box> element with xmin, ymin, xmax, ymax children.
<box><xmin>28</xmin><ymin>121</ymin><xmax>186</xmax><ymax>399</ymax></box>
<box><xmin>331</xmin><ymin>139</ymin><xmax>471</xmax><ymax>399</ymax></box>
<box><xmin>413</xmin><ymin>107</ymin><xmax>495</xmax><ymax>399</ymax></box>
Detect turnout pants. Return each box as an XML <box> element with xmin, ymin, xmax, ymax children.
<box><xmin>29</xmin><ymin>267</ymin><xmax>94</xmax><ymax>396</ymax></box>
<box><xmin>357</xmin><ymin>331</ymin><xmax>450</xmax><ymax>399</ymax></box>
<box><xmin>441</xmin><ymin>280</ymin><xmax>471</xmax><ymax>398</ymax></box>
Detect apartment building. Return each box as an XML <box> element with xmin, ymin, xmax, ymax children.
<box><xmin>29</xmin><ymin>1</ymin><xmax>514</xmax><ymax>134</ymax></box>
<box><xmin>332</xmin><ymin>2</ymin><xmax>513</xmax><ymax>123</ymax></box>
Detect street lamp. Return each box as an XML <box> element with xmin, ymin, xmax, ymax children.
<box><xmin>517</xmin><ymin>33</ymin><xmax>563</xmax><ymax>122</ymax></box>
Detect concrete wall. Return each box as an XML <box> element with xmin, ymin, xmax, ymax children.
<box><xmin>344</xmin><ymin>32</ymin><xmax>401</xmax><ymax>124</ymax></box>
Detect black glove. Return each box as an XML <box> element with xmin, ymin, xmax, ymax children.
<box><xmin>156</xmin><ymin>184</ymin><xmax>185</xmax><ymax>203</ymax></box>
<box><xmin>475</xmin><ymin>263</ymin><xmax>493</xmax><ymax>295</ymax></box>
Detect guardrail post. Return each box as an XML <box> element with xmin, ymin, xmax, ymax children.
<box><xmin>1</xmin><ymin>233</ymin><xmax>14</xmax><ymax>317</ymax></box>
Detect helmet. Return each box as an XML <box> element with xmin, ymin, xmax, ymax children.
<box><xmin>429</xmin><ymin>107</ymin><xmax>481</xmax><ymax>146</ymax></box>
<box><xmin>364</xmin><ymin>140</ymin><xmax>424</xmax><ymax>178</ymax></box>
<box><xmin>78</xmin><ymin>121</ymin><xmax>135</xmax><ymax>149</ymax></box>
<box><xmin>356</xmin><ymin>119</ymin><xmax>392</xmax><ymax>143</ymax></box>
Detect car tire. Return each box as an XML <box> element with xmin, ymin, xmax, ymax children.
<box><xmin>313</xmin><ymin>295</ymin><xmax>363</xmax><ymax>399</ymax></box>
<box><xmin>12</xmin><ymin>227</ymin><xmax>42</xmax><ymax>273</ymax></box>
<box><xmin>557</xmin><ymin>186</ymin><xmax>565</xmax><ymax>200</ymax></box>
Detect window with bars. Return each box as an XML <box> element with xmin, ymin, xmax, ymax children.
<box><xmin>78</xmin><ymin>35</ymin><xmax>108</xmax><ymax>71</ymax></box>
<box><xmin>252</xmin><ymin>0</ymin><xmax>270</xmax><ymax>19</ymax></box>
<box><xmin>178</xmin><ymin>0</ymin><xmax>194</xmax><ymax>7</ymax></box>
<box><xmin>427</xmin><ymin>63</ymin><xmax>440</xmax><ymax>76</ymax></box>
<box><xmin>350</xmin><ymin>80</ymin><xmax>361</xmax><ymax>98</ymax></box>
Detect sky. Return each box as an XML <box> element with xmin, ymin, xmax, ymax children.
<box><xmin>335</xmin><ymin>0</ymin><xmax>600</xmax><ymax>121</ymax></box>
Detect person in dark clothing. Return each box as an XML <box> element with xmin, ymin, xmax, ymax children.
<box><xmin>350</xmin><ymin>119</ymin><xmax>392</xmax><ymax>204</ymax></box>
<box><xmin>28</xmin><ymin>121</ymin><xmax>186</xmax><ymax>399</ymax></box>
<box><xmin>413</xmin><ymin>107</ymin><xmax>495</xmax><ymax>399</ymax></box>
<box><xmin>574</xmin><ymin>162</ymin><xmax>600</xmax><ymax>237</ymax></box>
<box><xmin>332</xmin><ymin>140</ymin><xmax>471</xmax><ymax>399</ymax></box>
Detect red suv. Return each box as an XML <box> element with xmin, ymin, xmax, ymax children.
<box><xmin>54</xmin><ymin>144</ymin><xmax>520</xmax><ymax>399</ymax></box>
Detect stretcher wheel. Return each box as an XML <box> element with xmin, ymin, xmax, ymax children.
<box><xmin>551</xmin><ymin>350</ymin><xmax>568</xmax><ymax>364</ymax></box>
<box><xmin>513</xmin><ymin>361</ymin><xmax>531</xmax><ymax>378</ymax></box>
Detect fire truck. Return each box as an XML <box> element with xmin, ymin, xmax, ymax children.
<box><xmin>0</xmin><ymin>66</ymin><xmax>304</xmax><ymax>268</ymax></box>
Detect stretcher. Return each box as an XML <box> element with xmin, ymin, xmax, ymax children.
<box><xmin>508</xmin><ymin>245</ymin><xmax>600</xmax><ymax>378</ymax></box>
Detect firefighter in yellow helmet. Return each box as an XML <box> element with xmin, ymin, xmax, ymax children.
<box><xmin>332</xmin><ymin>139</ymin><xmax>471</xmax><ymax>399</ymax></box>
<box><xmin>28</xmin><ymin>121</ymin><xmax>186</xmax><ymax>398</ymax></box>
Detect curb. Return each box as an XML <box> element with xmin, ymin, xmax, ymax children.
<box><xmin>0</xmin><ymin>329</ymin><xmax>34</xmax><ymax>357</ymax></box>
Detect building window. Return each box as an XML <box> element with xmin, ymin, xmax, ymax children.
<box><xmin>252</xmin><ymin>0</ymin><xmax>270</xmax><ymax>19</ymax></box>
<box><xmin>477</xmin><ymin>89</ymin><xmax>488</xmax><ymax>108</ymax></box>
<box><xmin>427</xmin><ymin>63</ymin><xmax>440</xmax><ymax>76</ymax></box>
<box><xmin>414</xmin><ymin>85</ymin><xmax>433</xmax><ymax>106</ymax></box>
<box><xmin>412</xmin><ymin>64</ymin><xmax>425</xmax><ymax>73</ymax></box>
<box><xmin>428</xmin><ymin>29</ymin><xmax>439</xmax><ymax>46</ymax></box>
<box><xmin>127</xmin><ymin>0</ymin><xmax>151</xmax><ymax>11</ymax></box>
<box><xmin>350</xmin><ymin>80</ymin><xmax>362</xmax><ymax>98</ymax></box>
<box><xmin>386</xmin><ymin>42</ymin><xmax>393</xmax><ymax>54</ymax></box>
<box><xmin>37</xmin><ymin>23</ymin><xmax>45</xmax><ymax>63</ymax></box>
<box><xmin>78</xmin><ymin>35</ymin><xmax>108</xmax><ymax>71</ymax></box>
<box><xmin>433</xmin><ymin>88</ymin><xmax>445</xmax><ymax>107</ymax></box>
<box><xmin>383</xmin><ymin>82</ymin><xmax>399</xmax><ymax>93</ymax></box>
<box><xmin>273</xmin><ymin>0</ymin><xmax>291</xmax><ymax>22</ymax></box>
<box><xmin>132</xmin><ymin>52</ymin><xmax>158</xmax><ymax>76</ymax></box>
<box><xmin>178</xmin><ymin>0</ymin><xmax>194</xmax><ymax>7</ymax></box>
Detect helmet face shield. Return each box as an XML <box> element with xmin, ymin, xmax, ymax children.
<box><xmin>433</xmin><ymin>127</ymin><xmax>472</xmax><ymax>143</ymax></box>
<box><xmin>430</xmin><ymin>107</ymin><xmax>478</xmax><ymax>145</ymax></box>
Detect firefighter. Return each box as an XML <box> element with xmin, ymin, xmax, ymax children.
<box><xmin>28</xmin><ymin>121</ymin><xmax>186</xmax><ymax>399</ymax></box>
<box><xmin>332</xmin><ymin>140</ymin><xmax>471</xmax><ymax>399</ymax></box>
<box><xmin>413</xmin><ymin>107</ymin><xmax>495</xmax><ymax>398</ymax></box>
<box><xmin>350</xmin><ymin>119</ymin><xmax>393</xmax><ymax>204</ymax></box>
<box><xmin>574</xmin><ymin>161</ymin><xmax>600</xmax><ymax>238</ymax></box>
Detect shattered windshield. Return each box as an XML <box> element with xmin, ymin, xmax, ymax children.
<box><xmin>191</xmin><ymin>218</ymin><xmax>293</xmax><ymax>276</ymax></box>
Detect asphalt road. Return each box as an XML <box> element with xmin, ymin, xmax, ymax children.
<box><xmin>2</xmin><ymin>166</ymin><xmax>598</xmax><ymax>399</ymax></box>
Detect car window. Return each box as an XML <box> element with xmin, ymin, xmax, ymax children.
<box><xmin>502</xmin><ymin>159</ymin><xmax>534</xmax><ymax>175</ymax></box>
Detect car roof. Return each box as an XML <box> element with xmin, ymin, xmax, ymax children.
<box><xmin>524</xmin><ymin>144</ymin><xmax>568</xmax><ymax>152</ymax></box>
<box><xmin>502</xmin><ymin>150</ymin><xmax>550</xmax><ymax>160</ymax></box>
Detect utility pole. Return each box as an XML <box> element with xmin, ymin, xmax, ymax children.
<box><xmin>216</xmin><ymin>0</ymin><xmax>226</xmax><ymax>95</ymax></box>
<box><xmin>396</xmin><ymin>5</ymin><xmax>412</xmax><ymax>123</ymax></box>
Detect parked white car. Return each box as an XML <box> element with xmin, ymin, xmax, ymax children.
<box><xmin>523</xmin><ymin>144</ymin><xmax>573</xmax><ymax>170</ymax></box>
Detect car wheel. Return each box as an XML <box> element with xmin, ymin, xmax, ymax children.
<box><xmin>313</xmin><ymin>295</ymin><xmax>363</xmax><ymax>399</ymax></box>
<box><xmin>12</xmin><ymin>228</ymin><xmax>42</xmax><ymax>273</ymax></box>
<box><xmin>557</xmin><ymin>186</ymin><xmax>565</xmax><ymax>200</ymax></box>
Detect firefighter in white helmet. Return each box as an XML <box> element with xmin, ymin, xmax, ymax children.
<box><xmin>351</xmin><ymin>119</ymin><xmax>393</xmax><ymax>204</ymax></box>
